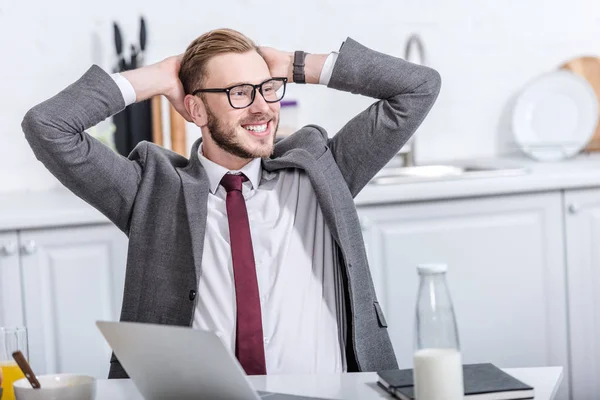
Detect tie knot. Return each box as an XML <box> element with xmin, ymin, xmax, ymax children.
<box><xmin>220</xmin><ymin>173</ymin><xmax>248</xmax><ymax>193</ymax></box>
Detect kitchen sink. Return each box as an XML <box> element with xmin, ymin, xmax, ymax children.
<box><xmin>370</xmin><ymin>163</ymin><xmax>529</xmax><ymax>185</ymax></box>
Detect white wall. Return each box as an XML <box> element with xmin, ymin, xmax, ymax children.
<box><xmin>1</xmin><ymin>0</ymin><xmax>599</xmax><ymax>193</ymax></box>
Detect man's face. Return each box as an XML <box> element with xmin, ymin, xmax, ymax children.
<box><xmin>201</xmin><ymin>51</ymin><xmax>281</xmax><ymax>159</ymax></box>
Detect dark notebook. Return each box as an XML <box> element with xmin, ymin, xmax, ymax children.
<box><xmin>378</xmin><ymin>363</ymin><xmax>534</xmax><ymax>400</ymax></box>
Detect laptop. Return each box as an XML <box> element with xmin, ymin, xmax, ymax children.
<box><xmin>96</xmin><ymin>321</ymin><xmax>331</xmax><ymax>400</ymax></box>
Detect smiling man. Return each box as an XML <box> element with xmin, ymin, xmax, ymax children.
<box><xmin>22</xmin><ymin>28</ymin><xmax>441</xmax><ymax>379</ymax></box>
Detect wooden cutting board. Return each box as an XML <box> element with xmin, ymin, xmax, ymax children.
<box><xmin>151</xmin><ymin>95</ymin><xmax>163</xmax><ymax>146</ymax></box>
<box><xmin>169</xmin><ymin>104</ymin><xmax>188</xmax><ymax>156</ymax></box>
<box><xmin>561</xmin><ymin>56</ymin><xmax>600</xmax><ymax>152</ymax></box>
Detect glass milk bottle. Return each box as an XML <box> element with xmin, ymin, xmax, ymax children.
<box><xmin>413</xmin><ymin>264</ymin><xmax>464</xmax><ymax>400</ymax></box>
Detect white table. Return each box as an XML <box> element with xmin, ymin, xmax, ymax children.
<box><xmin>95</xmin><ymin>367</ymin><xmax>563</xmax><ymax>400</ymax></box>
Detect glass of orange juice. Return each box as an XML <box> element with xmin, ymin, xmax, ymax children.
<box><xmin>0</xmin><ymin>327</ymin><xmax>28</xmax><ymax>400</ymax></box>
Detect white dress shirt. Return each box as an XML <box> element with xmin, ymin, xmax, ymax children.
<box><xmin>111</xmin><ymin>52</ymin><xmax>345</xmax><ymax>374</ymax></box>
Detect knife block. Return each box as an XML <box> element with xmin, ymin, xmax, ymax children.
<box><xmin>113</xmin><ymin>97</ymin><xmax>188</xmax><ymax>157</ymax></box>
<box><xmin>113</xmin><ymin>99</ymin><xmax>152</xmax><ymax>157</ymax></box>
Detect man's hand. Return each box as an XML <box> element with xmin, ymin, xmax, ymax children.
<box><xmin>121</xmin><ymin>55</ymin><xmax>192</xmax><ymax>122</ymax></box>
<box><xmin>259</xmin><ymin>47</ymin><xmax>293</xmax><ymax>81</ymax></box>
<box><xmin>158</xmin><ymin>55</ymin><xmax>191</xmax><ymax>122</ymax></box>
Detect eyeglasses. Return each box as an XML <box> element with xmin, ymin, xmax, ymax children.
<box><xmin>192</xmin><ymin>77</ymin><xmax>287</xmax><ymax>109</ymax></box>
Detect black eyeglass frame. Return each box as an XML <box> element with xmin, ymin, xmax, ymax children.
<box><xmin>192</xmin><ymin>77</ymin><xmax>288</xmax><ymax>109</ymax></box>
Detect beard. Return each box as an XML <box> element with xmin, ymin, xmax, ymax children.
<box><xmin>205</xmin><ymin>105</ymin><xmax>278</xmax><ymax>159</ymax></box>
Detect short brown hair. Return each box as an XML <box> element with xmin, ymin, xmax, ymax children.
<box><xmin>179</xmin><ymin>28</ymin><xmax>259</xmax><ymax>95</ymax></box>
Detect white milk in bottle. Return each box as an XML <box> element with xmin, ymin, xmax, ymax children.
<box><xmin>414</xmin><ymin>348</ymin><xmax>463</xmax><ymax>400</ymax></box>
<box><xmin>413</xmin><ymin>264</ymin><xmax>464</xmax><ymax>400</ymax></box>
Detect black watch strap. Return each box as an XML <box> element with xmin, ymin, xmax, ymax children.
<box><xmin>293</xmin><ymin>51</ymin><xmax>307</xmax><ymax>84</ymax></box>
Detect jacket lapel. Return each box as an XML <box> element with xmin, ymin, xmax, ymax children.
<box><xmin>177</xmin><ymin>137</ymin><xmax>210</xmax><ymax>286</ymax></box>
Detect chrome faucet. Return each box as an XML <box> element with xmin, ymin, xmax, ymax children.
<box><xmin>405</xmin><ymin>33</ymin><xmax>427</xmax><ymax>65</ymax></box>
<box><xmin>398</xmin><ymin>33</ymin><xmax>427</xmax><ymax>167</ymax></box>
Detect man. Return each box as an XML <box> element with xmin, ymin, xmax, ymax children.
<box><xmin>22</xmin><ymin>29</ymin><xmax>441</xmax><ymax>378</ymax></box>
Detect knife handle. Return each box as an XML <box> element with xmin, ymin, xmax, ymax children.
<box><xmin>140</xmin><ymin>16</ymin><xmax>146</xmax><ymax>52</ymax></box>
<box><xmin>113</xmin><ymin>22</ymin><xmax>123</xmax><ymax>55</ymax></box>
<box><xmin>130</xmin><ymin>44</ymin><xmax>137</xmax><ymax>70</ymax></box>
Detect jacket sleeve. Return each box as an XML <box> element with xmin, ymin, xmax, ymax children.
<box><xmin>326</xmin><ymin>38</ymin><xmax>442</xmax><ymax>197</ymax></box>
<box><xmin>21</xmin><ymin>65</ymin><xmax>145</xmax><ymax>233</ymax></box>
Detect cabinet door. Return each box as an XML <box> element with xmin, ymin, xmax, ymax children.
<box><xmin>358</xmin><ymin>192</ymin><xmax>569</xmax><ymax>399</ymax></box>
<box><xmin>19</xmin><ymin>224</ymin><xmax>127</xmax><ymax>378</ymax></box>
<box><xmin>0</xmin><ymin>231</ymin><xmax>24</xmax><ymax>328</ymax></box>
<box><xmin>564</xmin><ymin>187</ymin><xmax>600</xmax><ymax>400</ymax></box>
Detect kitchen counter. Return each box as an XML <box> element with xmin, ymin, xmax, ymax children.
<box><xmin>4</xmin><ymin>153</ymin><xmax>600</xmax><ymax>231</ymax></box>
<box><xmin>355</xmin><ymin>153</ymin><xmax>600</xmax><ymax>206</ymax></box>
<box><xmin>0</xmin><ymin>188</ymin><xmax>109</xmax><ymax>231</ymax></box>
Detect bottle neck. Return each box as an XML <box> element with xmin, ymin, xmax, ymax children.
<box><xmin>419</xmin><ymin>273</ymin><xmax>451</xmax><ymax>304</ymax></box>
<box><xmin>415</xmin><ymin>271</ymin><xmax>460</xmax><ymax>351</ymax></box>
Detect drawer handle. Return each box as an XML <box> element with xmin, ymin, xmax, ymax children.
<box><xmin>21</xmin><ymin>240</ymin><xmax>37</xmax><ymax>255</ymax></box>
<box><xmin>1</xmin><ymin>242</ymin><xmax>17</xmax><ymax>256</ymax></box>
<box><xmin>568</xmin><ymin>203</ymin><xmax>580</xmax><ymax>214</ymax></box>
<box><xmin>360</xmin><ymin>217</ymin><xmax>371</xmax><ymax>230</ymax></box>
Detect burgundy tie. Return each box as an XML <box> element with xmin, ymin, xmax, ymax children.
<box><xmin>220</xmin><ymin>173</ymin><xmax>267</xmax><ymax>375</ymax></box>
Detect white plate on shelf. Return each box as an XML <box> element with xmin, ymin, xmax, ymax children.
<box><xmin>512</xmin><ymin>70</ymin><xmax>599</xmax><ymax>161</ymax></box>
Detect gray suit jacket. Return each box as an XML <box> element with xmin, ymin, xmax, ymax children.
<box><xmin>22</xmin><ymin>38</ymin><xmax>441</xmax><ymax>378</ymax></box>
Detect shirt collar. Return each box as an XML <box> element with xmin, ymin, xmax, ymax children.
<box><xmin>198</xmin><ymin>144</ymin><xmax>262</xmax><ymax>194</ymax></box>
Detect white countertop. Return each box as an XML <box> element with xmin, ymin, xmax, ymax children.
<box><xmin>94</xmin><ymin>367</ymin><xmax>563</xmax><ymax>400</ymax></box>
<box><xmin>355</xmin><ymin>153</ymin><xmax>600</xmax><ymax>206</ymax></box>
<box><xmin>4</xmin><ymin>153</ymin><xmax>600</xmax><ymax>231</ymax></box>
<box><xmin>0</xmin><ymin>188</ymin><xmax>109</xmax><ymax>231</ymax></box>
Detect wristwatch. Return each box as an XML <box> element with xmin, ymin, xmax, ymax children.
<box><xmin>293</xmin><ymin>51</ymin><xmax>307</xmax><ymax>84</ymax></box>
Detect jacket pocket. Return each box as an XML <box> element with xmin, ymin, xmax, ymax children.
<box><xmin>374</xmin><ymin>301</ymin><xmax>388</xmax><ymax>328</ymax></box>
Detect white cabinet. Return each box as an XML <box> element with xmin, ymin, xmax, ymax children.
<box><xmin>0</xmin><ymin>224</ymin><xmax>127</xmax><ymax>379</ymax></box>
<box><xmin>0</xmin><ymin>231</ymin><xmax>24</xmax><ymax>328</ymax></box>
<box><xmin>358</xmin><ymin>192</ymin><xmax>570</xmax><ymax>399</ymax></box>
<box><xmin>564</xmin><ymin>187</ymin><xmax>600</xmax><ymax>400</ymax></box>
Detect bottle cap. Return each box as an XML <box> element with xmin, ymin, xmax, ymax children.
<box><xmin>417</xmin><ymin>263</ymin><xmax>448</xmax><ymax>274</ymax></box>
